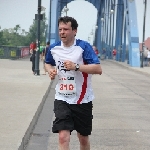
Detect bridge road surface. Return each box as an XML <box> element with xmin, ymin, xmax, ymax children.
<box><xmin>0</xmin><ymin>58</ymin><xmax>51</xmax><ymax>150</ymax></box>
<box><xmin>25</xmin><ymin>60</ymin><xmax>150</xmax><ymax>150</ymax></box>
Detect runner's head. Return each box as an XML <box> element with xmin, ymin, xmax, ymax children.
<box><xmin>58</xmin><ymin>16</ymin><xmax>78</xmax><ymax>47</ymax></box>
<box><xmin>58</xmin><ymin>16</ymin><xmax>78</xmax><ymax>30</ymax></box>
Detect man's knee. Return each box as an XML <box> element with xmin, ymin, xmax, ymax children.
<box><xmin>59</xmin><ymin>130</ymin><xmax>70</xmax><ymax>145</ymax></box>
<box><xmin>78</xmin><ymin>133</ymin><xmax>89</xmax><ymax>146</ymax></box>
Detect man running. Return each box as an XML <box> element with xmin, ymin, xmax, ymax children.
<box><xmin>45</xmin><ymin>16</ymin><xmax>102</xmax><ymax>150</ymax></box>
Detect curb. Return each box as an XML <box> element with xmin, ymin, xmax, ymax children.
<box><xmin>18</xmin><ymin>80</ymin><xmax>53</xmax><ymax>150</ymax></box>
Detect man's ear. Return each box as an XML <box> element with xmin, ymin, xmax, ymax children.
<box><xmin>74</xmin><ymin>29</ymin><xmax>77</xmax><ymax>35</ymax></box>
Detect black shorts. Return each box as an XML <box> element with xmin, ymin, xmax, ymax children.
<box><xmin>52</xmin><ymin>99</ymin><xmax>93</xmax><ymax>136</ymax></box>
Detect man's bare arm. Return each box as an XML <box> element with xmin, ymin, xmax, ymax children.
<box><xmin>79</xmin><ymin>64</ymin><xmax>102</xmax><ymax>75</ymax></box>
<box><xmin>64</xmin><ymin>61</ymin><xmax>102</xmax><ymax>75</ymax></box>
<box><xmin>45</xmin><ymin>63</ymin><xmax>55</xmax><ymax>73</ymax></box>
<box><xmin>45</xmin><ymin>63</ymin><xmax>57</xmax><ymax>80</ymax></box>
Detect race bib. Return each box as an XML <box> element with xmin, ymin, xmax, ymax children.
<box><xmin>58</xmin><ymin>76</ymin><xmax>76</xmax><ymax>96</ymax></box>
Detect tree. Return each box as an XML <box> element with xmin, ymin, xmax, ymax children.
<box><xmin>0</xmin><ymin>13</ymin><xmax>48</xmax><ymax>47</ymax></box>
<box><xmin>14</xmin><ymin>24</ymin><xmax>21</xmax><ymax>34</ymax></box>
<box><xmin>28</xmin><ymin>12</ymin><xmax>48</xmax><ymax>45</ymax></box>
<box><xmin>21</xmin><ymin>29</ymin><xmax>25</xmax><ymax>35</ymax></box>
<box><xmin>0</xmin><ymin>30</ymin><xmax>6</xmax><ymax>45</ymax></box>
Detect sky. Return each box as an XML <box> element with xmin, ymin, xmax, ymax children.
<box><xmin>0</xmin><ymin>0</ymin><xmax>49</xmax><ymax>32</ymax></box>
<box><xmin>62</xmin><ymin>0</ymin><xmax>97</xmax><ymax>42</ymax></box>
<box><xmin>135</xmin><ymin>0</ymin><xmax>150</xmax><ymax>42</ymax></box>
<box><xmin>0</xmin><ymin>0</ymin><xmax>150</xmax><ymax>44</ymax></box>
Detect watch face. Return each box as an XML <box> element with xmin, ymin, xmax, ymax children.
<box><xmin>76</xmin><ymin>64</ymin><xmax>79</xmax><ymax>68</ymax></box>
<box><xmin>75</xmin><ymin>64</ymin><xmax>79</xmax><ymax>71</ymax></box>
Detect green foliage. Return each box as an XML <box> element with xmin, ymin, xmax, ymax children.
<box><xmin>0</xmin><ymin>30</ymin><xmax>6</xmax><ymax>45</ymax></box>
<box><xmin>0</xmin><ymin>12</ymin><xmax>48</xmax><ymax>47</ymax></box>
<box><xmin>28</xmin><ymin>12</ymin><xmax>48</xmax><ymax>45</ymax></box>
<box><xmin>0</xmin><ymin>48</ymin><xmax>4</xmax><ymax>56</ymax></box>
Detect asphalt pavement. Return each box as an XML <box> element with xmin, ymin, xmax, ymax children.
<box><xmin>47</xmin><ymin>60</ymin><xmax>150</xmax><ymax>150</ymax></box>
<box><xmin>0</xmin><ymin>58</ymin><xmax>150</xmax><ymax>150</ymax></box>
<box><xmin>0</xmin><ymin>58</ymin><xmax>51</xmax><ymax>150</ymax></box>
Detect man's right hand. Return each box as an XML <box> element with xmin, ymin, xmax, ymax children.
<box><xmin>48</xmin><ymin>69</ymin><xmax>57</xmax><ymax>80</ymax></box>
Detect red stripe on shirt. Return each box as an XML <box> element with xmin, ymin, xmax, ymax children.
<box><xmin>77</xmin><ymin>72</ymin><xmax>88</xmax><ymax>104</ymax></box>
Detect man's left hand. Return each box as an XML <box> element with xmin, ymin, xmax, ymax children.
<box><xmin>64</xmin><ymin>60</ymin><xmax>75</xmax><ymax>70</ymax></box>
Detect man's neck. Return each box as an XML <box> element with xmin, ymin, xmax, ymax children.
<box><xmin>63</xmin><ymin>39</ymin><xmax>75</xmax><ymax>47</ymax></box>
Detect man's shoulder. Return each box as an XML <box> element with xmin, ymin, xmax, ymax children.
<box><xmin>76</xmin><ymin>39</ymin><xmax>88</xmax><ymax>46</ymax></box>
<box><xmin>75</xmin><ymin>39</ymin><xmax>91</xmax><ymax>50</ymax></box>
<box><xmin>50</xmin><ymin>41</ymin><xmax>61</xmax><ymax>49</ymax></box>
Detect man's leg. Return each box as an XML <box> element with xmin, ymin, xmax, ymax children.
<box><xmin>77</xmin><ymin>132</ymin><xmax>90</xmax><ymax>150</ymax></box>
<box><xmin>71</xmin><ymin>102</ymin><xmax>92</xmax><ymax>150</ymax></box>
<box><xmin>58</xmin><ymin>130</ymin><xmax>70</xmax><ymax>150</ymax></box>
<box><xmin>53</xmin><ymin>100</ymin><xmax>74</xmax><ymax>150</ymax></box>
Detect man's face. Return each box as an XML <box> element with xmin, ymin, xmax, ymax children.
<box><xmin>58</xmin><ymin>22</ymin><xmax>77</xmax><ymax>45</ymax></box>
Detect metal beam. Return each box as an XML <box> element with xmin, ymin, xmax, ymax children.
<box><xmin>125</xmin><ymin>0</ymin><xmax>140</xmax><ymax>67</ymax></box>
<box><xmin>115</xmin><ymin>0</ymin><xmax>124</xmax><ymax>61</ymax></box>
<box><xmin>48</xmin><ymin>0</ymin><xmax>141</xmax><ymax>67</ymax></box>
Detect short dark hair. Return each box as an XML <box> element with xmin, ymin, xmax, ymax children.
<box><xmin>58</xmin><ymin>16</ymin><xmax>78</xmax><ymax>30</ymax></box>
<box><xmin>46</xmin><ymin>41</ymin><xmax>50</xmax><ymax>45</ymax></box>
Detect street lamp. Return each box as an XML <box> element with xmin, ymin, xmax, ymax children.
<box><xmin>101</xmin><ymin>17</ymin><xmax>104</xmax><ymax>53</ymax></box>
<box><xmin>34</xmin><ymin>0</ymin><xmax>46</xmax><ymax>76</ymax></box>
<box><xmin>88</xmin><ymin>35</ymin><xmax>91</xmax><ymax>44</ymax></box>
<box><xmin>101</xmin><ymin>14</ymin><xmax>107</xmax><ymax>55</ymax></box>
<box><xmin>62</xmin><ymin>6</ymin><xmax>69</xmax><ymax>16</ymax></box>
<box><xmin>110</xmin><ymin>9</ymin><xmax>114</xmax><ymax>14</ymax></box>
<box><xmin>101</xmin><ymin>12</ymin><xmax>113</xmax><ymax>22</ymax></box>
<box><xmin>91</xmin><ymin>25</ymin><xmax>98</xmax><ymax>35</ymax></box>
<box><xmin>101</xmin><ymin>18</ymin><xmax>104</xmax><ymax>21</ymax></box>
<box><xmin>41</xmin><ymin>6</ymin><xmax>46</xmax><ymax>12</ymax></box>
<box><xmin>101</xmin><ymin>12</ymin><xmax>114</xmax><ymax>59</ymax></box>
<box><xmin>90</xmin><ymin>25</ymin><xmax>98</xmax><ymax>45</ymax></box>
<box><xmin>110</xmin><ymin>3</ymin><xmax>124</xmax><ymax>61</ymax></box>
<box><xmin>87</xmin><ymin>32</ymin><xmax>93</xmax><ymax>45</ymax></box>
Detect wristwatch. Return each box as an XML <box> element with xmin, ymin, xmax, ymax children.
<box><xmin>75</xmin><ymin>63</ymin><xmax>80</xmax><ymax>71</ymax></box>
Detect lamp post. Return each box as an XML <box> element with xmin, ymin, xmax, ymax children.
<box><xmin>101</xmin><ymin>17</ymin><xmax>105</xmax><ymax>57</ymax></box>
<box><xmin>107</xmin><ymin>9</ymin><xmax>114</xmax><ymax>59</ymax></box>
<box><xmin>101</xmin><ymin>11</ymin><xmax>113</xmax><ymax>59</ymax></box>
<box><xmin>101</xmin><ymin>15</ymin><xmax>106</xmax><ymax>57</ymax></box>
<box><xmin>110</xmin><ymin>1</ymin><xmax>116</xmax><ymax>57</ymax></box>
<box><xmin>141</xmin><ymin>0</ymin><xmax>147</xmax><ymax>68</ymax></box>
<box><xmin>90</xmin><ymin>25</ymin><xmax>98</xmax><ymax>45</ymax></box>
<box><xmin>87</xmin><ymin>35</ymin><xmax>91</xmax><ymax>44</ymax></box>
<box><xmin>88</xmin><ymin>36</ymin><xmax>90</xmax><ymax>42</ymax></box>
<box><xmin>35</xmin><ymin>0</ymin><xmax>45</xmax><ymax>75</ymax></box>
<box><xmin>93</xmin><ymin>25</ymin><xmax>98</xmax><ymax>45</ymax></box>
<box><xmin>110</xmin><ymin>2</ymin><xmax>124</xmax><ymax>61</ymax></box>
<box><xmin>87</xmin><ymin>31</ymin><xmax>93</xmax><ymax>45</ymax></box>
